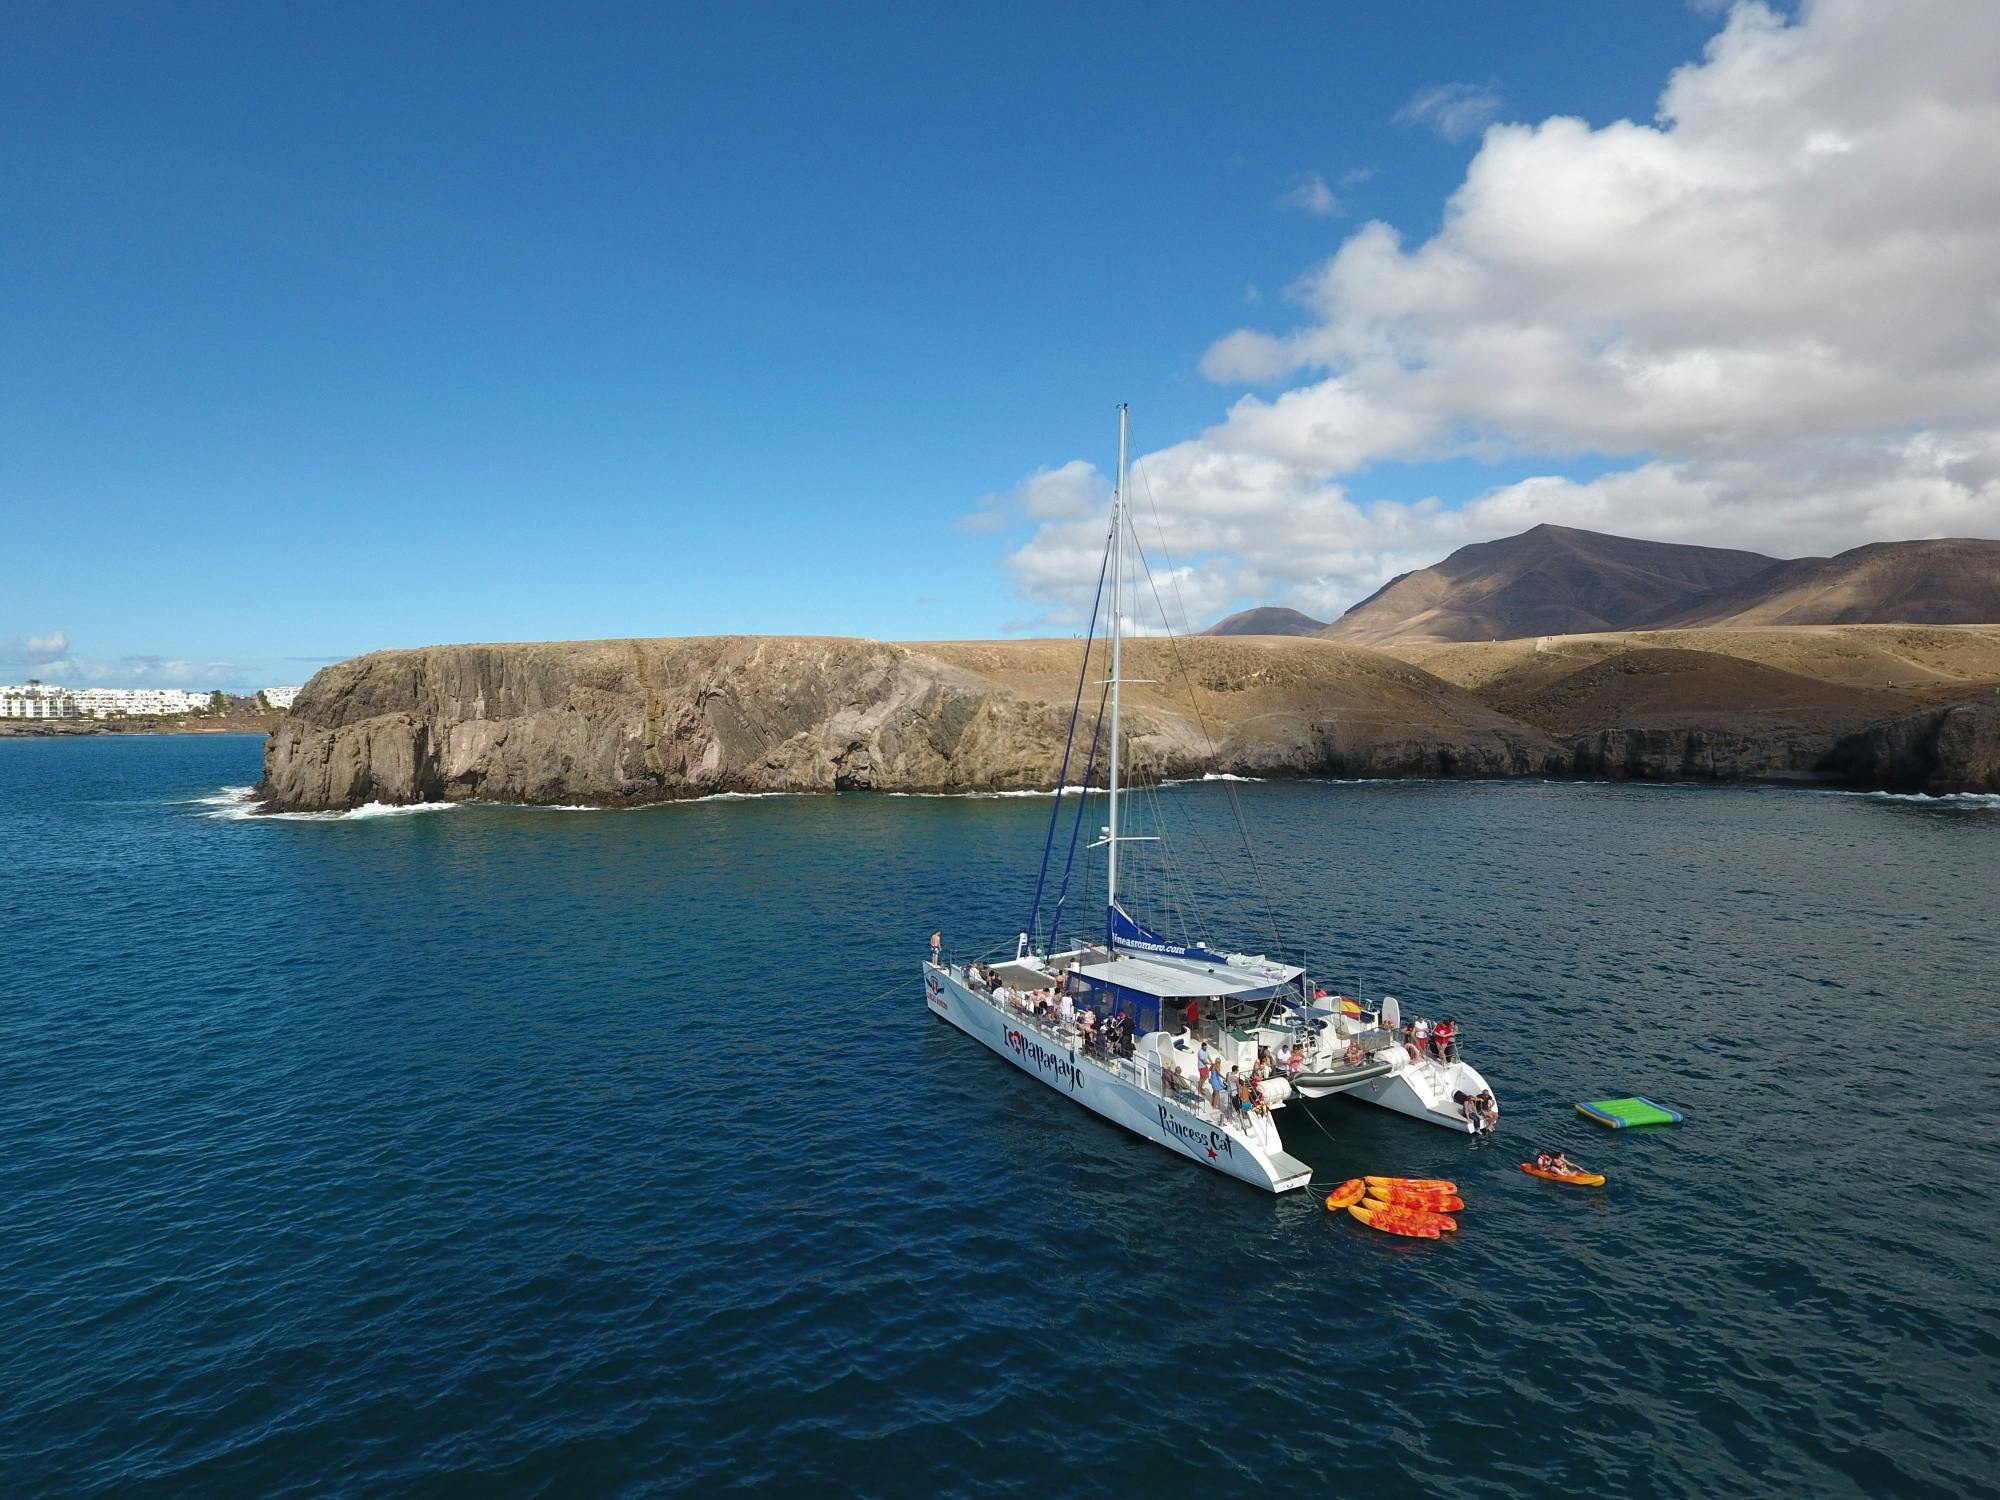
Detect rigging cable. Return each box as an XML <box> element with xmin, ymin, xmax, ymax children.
<box><xmin>1126</xmin><ymin>502</ymin><xmax>1288</xmax><ymax>958</ymax></box>
<box><xmin>1047</xmin><ymin>675</ymin><xmax>1111</xmax><ymax>954</ymax></box>
<box><xmin>1025</xmin><ymin>528</ymin><xmax>1112</xmax><ymax>948</ymax></box>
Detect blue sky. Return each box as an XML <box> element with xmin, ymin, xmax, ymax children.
<box><xmin>16</xmin><ymin>2</ymin><xmax>1992</xmax><ymax>689</ymax></box>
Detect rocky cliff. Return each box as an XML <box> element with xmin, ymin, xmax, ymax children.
<box><xmin>1820</xmin><ymin>698</ymin><xmax>2000</xmax><ymax>792</ymax></box>
<box><xmin>256</xmin><ymin>635</ymin><xmax>1559</xmax><ymax>811</ymax></box>
<box><xmin>257</xmin><ymin>629</ymin><xmax>2000</xmax><ymax>811</ymax></box>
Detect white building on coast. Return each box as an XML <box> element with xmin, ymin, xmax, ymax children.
<box><xmin>72</xmin><ymin>688</ymin><xmax>212</xmax><ymax>717</ymax></box>
<box><xmin>0</xmin><ymin>681</ymin><xmax>81</xmax><ymax>718</ymax></box>
<box><xmin>262</xmin><ymin>686</ymin><xmax>300</xmax><ymax>710</ymax></box>
<box><xmin>1</xmin><ymin>683</ymin><xmax>213</xmax><ymax>719</ymax></box>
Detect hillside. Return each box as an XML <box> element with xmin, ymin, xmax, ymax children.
<box><xmin>1659</xmin><ymin>538</ymin><xmax>2000</xmax><ymax>628</ymax></box>
<box><xmin>1322</xmin><ymin>525</ymin><xmax>1779</xmax><ymax>646</ymax></box>
<box><xmin>1201</xmin><ymin>606</ymin><xmax>1328</xmax><ymax>637</ymax></box>
<box><xmin>1387</xmin><ymin>624</ymin><xmax>2000</xmax><ymax>785</ymax></box>
<box><xmin>1309</xmin><ymin>526</ymin><xmax>2000</xmax><ymax>646</ymax></box>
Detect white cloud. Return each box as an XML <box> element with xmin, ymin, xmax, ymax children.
<box><xmin>959</xmin><ymin>459</ymin><xmax>1110</xmax><ymax>536</ymax></box>
<box><xmin>1395</xmin><ymin>80</ymin><xmax>1504</xmax><ymax>143</ymax></box>
<box><xmin>17</xmin><ymin>645</ymin><xmax>251</xmax><ymax>690</ymax></box>
<box><xmin>1001</xmin><ymin>0</ymin><xmax>2000</xmax><ymax>628</ymax></box>
<box><xmin>1277</xmin><ymin>171</ymin><xmax>1339</xmax><ymax>217</ymax></box>
<box><xmin>0</xmin><ymin>629</ymin><xmax>70</xmax><ymax>668</ymax></box>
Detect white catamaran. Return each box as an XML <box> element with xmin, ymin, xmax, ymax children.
<box><xmin>923</xmin><ymin>405</ymin><xmax>1499</xmax><ymax>1193</ymax></box>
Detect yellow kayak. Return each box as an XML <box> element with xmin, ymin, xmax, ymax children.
<box><xmin>1520</xmin><ymin>1162</ymin><xmax>1605</xmax><ymax>1187</ymax></box>
<box><xmin>1362</xmin><ymin>1195</ymin><xmax>1458</xmax><ymax>1233</ymax></box>
<box><xmin>1366</xmin><ymin>1175</ymin><xmax>1458</xmax><ymax>1194</ymax></box>
<box><xmin>1347</xmin><ymin>1202</ymin><xmax>1440</xmax><ymax>1240</ymax></box>
<box><xmin>1324</xmin><ymin>1178</ymin><xmax>1366</xmax><ymax>1211</ymax></box>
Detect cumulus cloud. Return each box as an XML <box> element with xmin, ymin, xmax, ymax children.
<box><xmin>0</xmin><ymin>629</ymin><xmax>70</xmax><ymax>668</ymax></box>
<box><xmin>959</xmin><ymin>459</ymin><xmax>1111</xmax><ymax>535</ymax></box>
<box><xmin>16</xmin><ymin>646</ymin><xmax>251</xmax><ymax>690</ymax></box>
<box><xmin>1395</xmin><ymin>80</ymin><xmax>1503</xmax><ymax>142</ymax></box>
<box><xmin>1277</xmin><ymin>171</ymin><xmax>1339</xmax><ymax>217</ymax></box>
<box><xmin>1001</xmin><ymin>0</ymin><xmax>2000</xmax><ymax>629</ymax></box>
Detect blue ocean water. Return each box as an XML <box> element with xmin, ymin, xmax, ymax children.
<box><xmin>2</xmin><ymin>734</ymin><xmax>1996</xmax><ymax>1498</ymax></box>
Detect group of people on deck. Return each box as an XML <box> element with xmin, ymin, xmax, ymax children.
<box><xmin>966</xmin><ymin>962</ymin><xmax>1135</xmax><ymax>1059</ymax></box>
<box><xmin>1163</xmin><ymin>1040</ymin><xmax>1278</xmax><ymax>1125</ymax></box>
<box><xmin>1402</xmin><ymin>1013</ymin><xmax>1459</xmax><ymax>1063</ymax></box>
<box><xmin>1454</xmin><ymin>1088</ymin><xmax>1500</xmax><ymax>1132</ymax></box>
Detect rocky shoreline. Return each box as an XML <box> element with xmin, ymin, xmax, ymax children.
<box><xmin>251</xmin><ymin>632</ymin><xmax>2000</xmax><ymax>812</ymax></box>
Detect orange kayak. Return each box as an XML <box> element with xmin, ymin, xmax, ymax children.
<box><xmin>1324</xmin><ymin>1178</ymin><xmax>1366</xmax><ymax>1211</ymax></box>
<box><xmin>1369</xmin><ymin>1185</ymin><xmax>1464</xmax><ymax>1212</ymax></box>
<box><xmin>1347</xmin><ymin>1202</ymin><xmax>1439</xmax><ymax>1240</ymax></box>
<box><xmin>1366</xmin><ymin>1175</ymin><xmax>1458</xmax><ymax>1194</ymax></box>
<box><xmin>1362</xmin><ymin>1196</ymin><xmax>1458</xmax><ymax>1233</ymax></box>
<box><xmin>1519</xmin><ymin>1162</ymin><xmax>1605</xmax><ymax>1187</ymax></box>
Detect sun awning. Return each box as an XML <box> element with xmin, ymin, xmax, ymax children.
<box><xmin>1068</xmin><ymin>954</ymin><xmax>1288</xmax><ymax>1000</ymax></box>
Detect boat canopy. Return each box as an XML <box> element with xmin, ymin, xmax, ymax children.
<box><xmin>1069</xmin><ymin>953</ymin><xmax>1288</xmax><ymax>1000</ymax></box>
<box><xmin>1103</xmin><ymin>904</ymin><xmax>1304</xmax><ymax>993</ymax></box>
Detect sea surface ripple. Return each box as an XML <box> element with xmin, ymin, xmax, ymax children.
<box><xmin>1</xmin><ymin>736</ymin><xmax>1995</xmax><ymax>1497</ymax></box>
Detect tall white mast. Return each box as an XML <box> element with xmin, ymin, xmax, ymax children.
<box><xmin>1106</xmin><ymin>402</ymin><xmax>1128</xmax><ymax>917</ymax></box>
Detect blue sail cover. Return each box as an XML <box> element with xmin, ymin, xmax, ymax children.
<box><xmin>1106</xmin><ymin>904</ymin><xmax>1229</xmax><ymax>964</ymax></box>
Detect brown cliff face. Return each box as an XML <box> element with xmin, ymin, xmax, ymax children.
<box><xmin>255</xmin><ymin>635</ymin><xmax>1560</xmax><ymax>811</ymax></box>
<box><xmin>257</xmin><ymin>628</ymin><xmax>2000</xmax><ymax>811</ymax></box>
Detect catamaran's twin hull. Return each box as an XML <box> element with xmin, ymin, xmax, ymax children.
<box><xmin>1296</xmin><ymin>1057</ymin><xmax>1494</xmax><ymax>1134</ymax></box>
<box><xmin>924</xmin><ymin>965</ymin><xmax>1313</xmax><ymax>1194</ymax></box>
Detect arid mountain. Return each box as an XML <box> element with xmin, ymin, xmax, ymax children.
<box><xmin>1201</xmin><ymin>606</ymin><xmax>1328</xmax><ymax>637</ymax></box>
<box><xmin>1659</xmin><ymin>538</ymin><xmax>2000</xmax><ymax>628</ymax></box>
<box><xmin>1322</xmin><ymin>525</ymin><xmax>1780</xmax><ymax>646</ymax></box>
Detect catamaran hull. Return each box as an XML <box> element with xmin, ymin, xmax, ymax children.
<box><xmin>924</xmin><ymin>965</ymin><xmax>1313</xmax><ymax>1194</ymax></box>
<box><xmin>1305</xmin><ymin>1058</ymin><xmax>1495</xmax><ymax>1134</ymax></box>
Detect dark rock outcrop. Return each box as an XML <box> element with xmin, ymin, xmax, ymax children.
<box><xmin>1818</xmin><ymin>697</ymin><xmax>2000</xmax><ymax>792</ymax></box>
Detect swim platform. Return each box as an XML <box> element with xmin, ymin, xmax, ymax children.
<box><xmin>1576</xmin><ymin>1096</ymin><xmax>1684</xmax><ymax>1129</ymax></box>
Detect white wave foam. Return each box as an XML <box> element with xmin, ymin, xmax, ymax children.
<box><xmin>1833</xmin><ymin>790</ymin><xmax>2000</xmax><ymax>809</ymax></box>
<box><xmin>190</xmin><ymin>786</ymin><xmax>261</xmax><ymax>820</ymax></box>
<box><xmin>884</xmin><ymin>787</ymin><xmax>1078</xmax><ymax>799</ymax></box>
<box><xmin>192</xmin><ymin>785</ymin><xmax>463</xmax><ymax>821</ymax></box>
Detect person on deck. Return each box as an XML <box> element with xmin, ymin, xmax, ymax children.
<box><xmin>1184</xmin><ymin>1000</ymin><xmax>1200</xmax><ymax>1035</ymax></box>
<box><xmin>930</xmin><ymin>931</ymin><xmax>942</xmax><ymax>966</ymax></box>
<box><xmin>1433</xmin><ymin>1018</ymin><xmax>1457</xmax><ymax>1062</ymax></box>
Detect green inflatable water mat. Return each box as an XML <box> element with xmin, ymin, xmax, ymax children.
<box><xmin>1576</xmin><ymin>1096</ymin><xmax>1685</xmax><ymax>1129</ymax></box>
